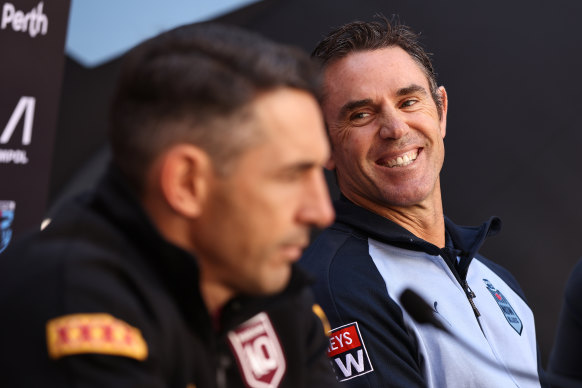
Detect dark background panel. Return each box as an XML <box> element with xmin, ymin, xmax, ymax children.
<box><xmin>48</xmin><ymin>0</ymin><xmax>582</xmax><ymax>365</ymax></box>
<box><xmin>0</xmin><ymin>0</ymin><xmax>70</xmax><ymax>236</ymax></box>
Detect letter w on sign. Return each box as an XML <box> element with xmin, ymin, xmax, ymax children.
<box><xmin>228</xmin><ymin>312</ymin><xmax>286</xmax><ymax>388</ymax></box>
<box><xmin>327</xmin><ymin>322</ymin><xmax>373</xmax><ymax>382</ymax></box>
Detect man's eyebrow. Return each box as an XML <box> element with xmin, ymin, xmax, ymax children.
<box><xmin>397</xmin><ymin>84</ymin><xmax>428</xmax><ymax>97</ymax></box>
<box><xmin>338</xmin><ymin>99</ymin><xmax>374</xmax><ymax>118</ymax></box>
<box><xmin>289</xmin><ymin>161</ymin><xmax>318</xmax><ymax>171</ymax></box>
<box><xmin>274</xmin><ymin>161</ymin><xmax>320</xmax><ymax>178</ymax></box>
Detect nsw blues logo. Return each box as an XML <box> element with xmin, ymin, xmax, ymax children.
<box><xmin>483</xmin><ymin>279</ymin><xmax>523</xmax><ymax>335</ymax></box>
<box><xmin>0</xmin><ymin>200</ymin><xmax>15</xmax><ymax>254</ymax></box>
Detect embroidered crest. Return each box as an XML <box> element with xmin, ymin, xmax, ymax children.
<box><xmin>46</xmin><ymin>313</ymin><xmax>148</xmax><ymax>360</ymax></box>
<box><xmin>327</xmin><ymin>322</ymin><xmax>373</xmax><ymax>381</ymax></box>
<box><xmin>227</xmin><ymin>312</ymin><xmax>286</xmax><ymax>388</ymax></box>
<box><xmin>483</xmin><ymin>279</ymin><xmax>523</xmax><ymax>335</ymax></box>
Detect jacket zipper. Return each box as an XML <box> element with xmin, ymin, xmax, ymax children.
<box><xmin>440</xmin><ymin>247</ymin><xmax>484</xmax><ymax>333</ymax></box>
<box><xmin>216</xmin><ymin>354</ymin><xmax>230</xmax><ymax>388</ymax></box>
<box><xmin>463</xmin><ymin>280</ymin><xmax>481</xmax><ymax>318</ymax></box>
<box><xmin>463</xmin><ymin>279</ymin><xmax>484</xmax><ymax>334</ymax></box>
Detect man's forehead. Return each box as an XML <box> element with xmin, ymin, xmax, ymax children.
<box><xmin>322</xmin><ymin>47</ymin><xmax>431</xmax><ymax>106</ymax></box>
<box><xmin>326</xmin><ymin>46</ymin><xmax>422</xmax><ymax>74</ymax></box>
<box><xmin>242</xmin><ymin>88</ymin><xmax>329</xmax><ymax>164</ymax></box>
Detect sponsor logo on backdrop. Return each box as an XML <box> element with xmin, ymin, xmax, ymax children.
<box><xmin>327</xmin><ymin>322</ymin><xmax>373</xmax><ymax>381</ymax></box>
<box><xmin>0</xmin><ymin>96</ymin><xmax>35</xmax><ymax>165</ymax></box>
<box><xmin>1</xmin><ymin>1</ymin><xmax>48</xmax><ymax>38</ymax></box>
<box><xmin>0</xmin><ymin>200</ymin><xmax>15</xmax><ymax>253</ymax></box>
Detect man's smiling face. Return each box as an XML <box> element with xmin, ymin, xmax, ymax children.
<box><xmin>322</xmin><ymin>46</ymin><xmax>448</xmax><ymax>212</ymax></box>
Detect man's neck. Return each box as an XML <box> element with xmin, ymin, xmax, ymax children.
<box><xmin>200</xmin><ymin>279</ymin><xmax>233</xmax><ymax>315</ymax></box>
<box><xmin>382</xmin><ymin>205</ymin><xmax>446</xmax><ymax>248</ymax></box>
<box><xmin>348</xmin><ymin>192</ymin><xmax>446</xmax><ymax>248</ymax></box>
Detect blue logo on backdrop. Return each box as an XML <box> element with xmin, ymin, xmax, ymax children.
<box><xmin>483</xmin><ymin>279</ymin><xmax>523</xmax><ymax>335</ymax></box>
<box><xmin>0</xmin><ymin>201</ymin><xmax>15</xmax><ymax>253</ymax></box>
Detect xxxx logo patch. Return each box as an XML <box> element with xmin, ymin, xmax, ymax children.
<box><xmin>483</xmin><ymin>279</ymin><xmax>523</xmax><ymax>335</ymax></box>
<box><xmin>227</xmin><ymin>312</ymin><xmax>286</xmax><ymax>388</ymax></box>
<box><xmin>46</xmin><ymin>313</ymin><xmax>148</xmax><ymax>361</ymax></box>
<box><xmin>327</xmin><ymin>322</ymin><xmax>373</xmax><ymax>381</ymax></box>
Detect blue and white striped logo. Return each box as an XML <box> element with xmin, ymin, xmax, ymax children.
<box><xmin>483</xmin><ymin>279</ymin><xmax>523</xmax><ymax>335</ymax></box>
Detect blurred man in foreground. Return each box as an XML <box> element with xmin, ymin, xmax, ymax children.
<box><xmin>0</xmin><ymin>22</ymin><xmax>337</xmax><ymax>387</ymax></box>
<box><xmin>300</xmin><ymin>16</ymin><xmax>544</xmax><ymax>387</ymax></box>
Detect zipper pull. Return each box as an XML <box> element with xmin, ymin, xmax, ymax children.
<box><xmin>464</xmin><ymin>281</ymin><xmax>481</xmax><ymax>318</ymax></box>
<box><xmin>216</xmin><ymin>354</ymin><xmax>231</xmax><ymax>388</ymax></box>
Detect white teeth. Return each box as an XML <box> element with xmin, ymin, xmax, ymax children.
<box><xmin>385</xmin><ymin>149</ymin><xmax>418</xmax><ymax>167</ymax></box>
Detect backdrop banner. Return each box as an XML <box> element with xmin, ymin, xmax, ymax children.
<box><xmin>0</xmin><ymin>0</ymin><xmax>70</xmax><ymax>252</ymax></box>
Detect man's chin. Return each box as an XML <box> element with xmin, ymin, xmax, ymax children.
<box><xmin>255</xmin><ymin>269</ymin><xmax>292</xmax><ymax>296</ymax></box>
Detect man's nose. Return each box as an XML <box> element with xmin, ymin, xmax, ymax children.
<box><xmin>378</xmin><ymin>111</ymin><xmax>408</xmax><ymax>140</ymax></box>
<box><xmin>298</xmin><ymin>169</ymin><xmax>335</xmax><ymax>229</ymax></box>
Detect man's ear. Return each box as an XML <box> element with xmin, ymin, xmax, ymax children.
<box><xmin>159</xmin><ymin>144</ymin><xmax>211</xmax><ymax>218</ymax></box>
<box><xmin>438</xmin><ymin>86</ymin><xmax>448</xmax><ymax>139</ymax></box>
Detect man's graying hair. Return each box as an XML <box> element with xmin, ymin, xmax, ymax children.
<box><xmin>312</xmin><ymin>15</ymin><xmax>442</xmax><ymax>116</ymax></box>
<box><xmin>109</xmin><ymin>22</ymin><xmax>321</xmax><ymax>194</ymax></box>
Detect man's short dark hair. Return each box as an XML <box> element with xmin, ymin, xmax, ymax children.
<box><xmin>109</xmin><ymin>22</ymin><xmax>321</xmax><ymax>194</ymax></box>
<box><xmin>312</xmin><ymin>15</ymin><xmax>442</xmax><ymax>115</ymax></box>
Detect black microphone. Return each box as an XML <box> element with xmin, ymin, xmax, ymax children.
<box><xmin>399</xmin><ymin>288</ymin><xmax>579</xmax><ymax>388</ymax></box>
<box><xmin>400</xmin><ymin>288</ymin><xmax>451</xmax><ymax>334</ymax></box>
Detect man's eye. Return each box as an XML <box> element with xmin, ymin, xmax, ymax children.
<box><xmin>401</xmin><ymin>99</ymin><xmax>418</xmax><ymax>108</ymax></box>
<box><xmin>350</xmin><ymin>112</ymin><xmax>371</xmax><ymax>120</ymax></box>
<box><xmin>277</xmin><ymin>168</ymin><xmax>307</xmax><ymax>182</ymax></box>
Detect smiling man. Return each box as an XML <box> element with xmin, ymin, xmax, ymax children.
<box><xmin>300</xmin><ymin>17</ymin><xmax>545</xmax><ymax>387</ymax></box>
<box><xmin>0</xmin><ymin>22</ymin><xmax>338</xmax><ymax>387</ymax></box>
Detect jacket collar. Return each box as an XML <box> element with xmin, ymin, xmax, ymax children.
<box><xmin>90</xmin><ymin>164</ymin><xmax>312</xmax><ymax>327</ymax></box>
<box><xmin>91</xmin><ymin>164</ymin><xmax>206</xmax><ymax>324</ymax></box>
<box><xmin>334</xmin><ymin>195</ymin><xmax>501</xmax><ymax>259</ymax></box>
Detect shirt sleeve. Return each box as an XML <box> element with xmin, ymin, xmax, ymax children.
<box><xmin>310</xmin><ymin>236</ymin><xmax>427</xmax><ymax>388</ymax></box>
<box><xmin>0</xmin><ymin>248</ymin><xmax>171</xmax><ymax>387</ymax></box>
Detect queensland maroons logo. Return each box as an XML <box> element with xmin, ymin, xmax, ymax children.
<box><xmin>228</xmin><ymin>312</ymin><xmax>286</xmax><ymax>388</ymax></box>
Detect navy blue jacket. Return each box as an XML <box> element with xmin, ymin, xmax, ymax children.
<box><xmin>300</xmin><ymin>197</ymin><xmax>543</xmax><ymax>387</ymax></box>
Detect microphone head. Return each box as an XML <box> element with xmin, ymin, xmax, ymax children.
<box><xmin>400</xmin><ymin>288</ymin><xmax>450</xmax><ymax>333</ymax></box>
<box><xmin>399</xmin><ymin>289</ymin><xmax>551</xmax><ymax>384</ymax></box>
